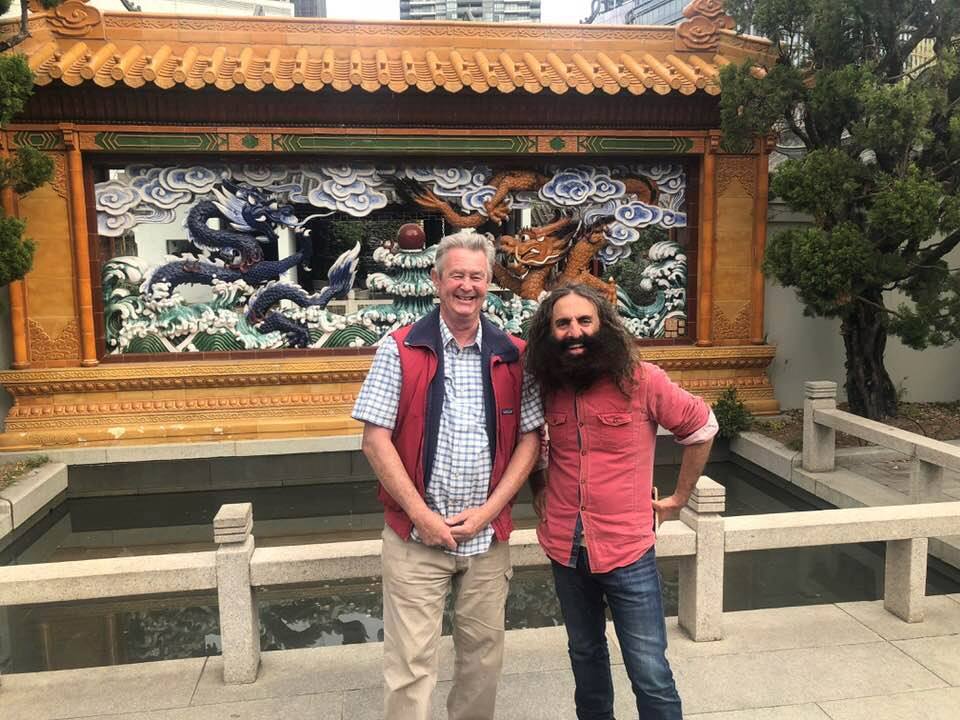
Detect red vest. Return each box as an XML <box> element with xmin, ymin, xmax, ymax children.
<box><xmin>381</xmin><ymin>310</ymin><xmax>526</xmax><ymax>542</ymax></box>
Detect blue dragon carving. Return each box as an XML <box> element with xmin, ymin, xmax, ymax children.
<box><xmin>246</xmin><ymin>244</ymin><xmax>361</xmax><ymax>347</ymax></box>
<box><xmin>141</xmin><ymin>179</ymin><xmax>358</xmax><ymax>348</ymax></box>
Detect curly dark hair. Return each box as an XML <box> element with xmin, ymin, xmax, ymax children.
<box><xmin>525</xmin><ymin>283</ymin><xmax>639</xmax><ymax>397</ymax></box>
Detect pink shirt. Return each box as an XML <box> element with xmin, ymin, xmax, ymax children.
<box><xmin>537</xmin><ymin>362</ymin><xmax>712</xmax><ymax>573</ymax></box>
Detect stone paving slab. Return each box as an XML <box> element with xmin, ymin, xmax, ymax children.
<box><xmin>686</xmin><ymin>705</ymin><xmax>832</xmax><ymax>719</ymax></box>
<box><xmin>818</xmin><ymin>686</ymin><xmax>960</xmax><ymax>720</ymax></box>
<box><xmin>664</xmin><ymin>604</ymin><xmax>881</xmax><ymax>658</ymax></box>
<box><xmin>102</xmin><ymin>693</ymin><xmax>343</xmax><ymax>720</ymax></box>
<box><xmin>665</xmin><ymin>641</ymin><xmax>946</xmax><ymax>715</ymax></box>
<box><xmin>837</xmin><ymin>596</ymin><xmax>960</xmax><ymax>640</ymax></box>
<box><xmin>0</xmin><ymin>657</ymin><xmax>207</xmax><ymax>720</ymax></box>
<box><xmin>893</xmin><ymin>634</ymin><xmax>960</xmax><ymax>686</ymax></box>
<box><xmin>341</xmin><ymin>667</ymin><xmax>582</xmax><ymax>720</ymax></box>
<box><xmin>192</xmin><ymin>643</ymin><xmax>382</xmax><ymax>706</ymax></box>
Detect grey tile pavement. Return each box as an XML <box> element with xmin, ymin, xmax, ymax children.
<box><xmin>686</xmin><ymin>705</ymin><xmax>832</xmax><ymax>719</ymax></box>
<box><xmin>818</xmin><ymin>686</ymin><xmax>960</xmax><ymax>720</ymax></box>
<box><xmin>836</xmin><ymin>596</ymin><xmax>960</xmax><ymax>640</ymax></box>
<box><xmin>894</xmin><ymin>634</ymin><xmax>960</xmax><ymax>686</ymax></box>
<box><xmin>2</xmin><ymin>600</ymin><xmax>959</xmax><ymax>720</ymax></box>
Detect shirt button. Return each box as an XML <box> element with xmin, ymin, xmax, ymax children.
<box><xmin>580</xmin><ymin>505</ymin><xmax>586</xmax><ymax>511</ymax></box>
<box><xmin>581</xmin><ymin>449</ymin><xmax>587</xmax><ymax>456</ymax></box>
<box><xmin>578</xmin><ymin>422</ymin><xmax>584</xmax><ymax>427</ymax></box>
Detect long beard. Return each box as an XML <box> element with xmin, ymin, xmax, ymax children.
<box><xmin>542</xmin><ymin>325</ymin><xmax>631</xmax><ymax>393</ymax></box>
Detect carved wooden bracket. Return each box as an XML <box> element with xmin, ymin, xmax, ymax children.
<box><xmin>675</xmin><ymin>0</ymin><xmax>736</xmax><ymax>52</ymax></box>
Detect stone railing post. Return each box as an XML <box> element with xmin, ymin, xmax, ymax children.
<box><xmin>884</xmin><ymin>537</ymin><xmax>928</xmax><ymax>623</ymax></box>
<box><xmin>678</xmin><ymin>476</ymin><xmax>725</xmax><ymax>641</ymax></box>
<box><xmin>214</xmin><ymin>503</ymin><xmax>260</xmax><ymax>684</ymax></box>
<box><xmin>910</xmin><ymin>460</ymin><xmax>944</xmax><ymax>504</ymax></box>
<box><xmin>802</xmin><ymin>381</ymin><xmax>837</xmax><ymax>472</ymax></box>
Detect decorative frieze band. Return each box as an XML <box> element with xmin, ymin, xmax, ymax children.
<box><xmin>13</xmin><ymin>128</ymin><xmax>706</xmax><ymax>156</ymax></box>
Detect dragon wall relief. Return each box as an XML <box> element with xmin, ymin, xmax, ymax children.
<box><xmin>96</xmin><ymin>161</ymin><xmax>689</xmax><ymax>353</ymax></box>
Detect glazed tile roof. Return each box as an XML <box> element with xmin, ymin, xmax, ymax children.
<box><xmin>6</xmin><ymin>1</ymin><xmax>773</xmax><ymax>97</ymax></box>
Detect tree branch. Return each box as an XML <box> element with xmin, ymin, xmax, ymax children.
<box><xmin>0</xmin><ymin>0</ymin><xmax>31</xmax><ymax>54</ymax></box>
<box><xmin>855</xmin><ymin>294</ymin><xmax>905</xmax><ymax>320</ymax></box>
<box><xmin>909</xmin><ymin>230</ymin><xmax>960</xmax><ymax>274</ymax></box>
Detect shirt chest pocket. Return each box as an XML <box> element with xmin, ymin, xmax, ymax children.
<box><xmin>545</xmin><ymin>412</ymin><xmax>574</xmax><ymax>445</ymax></box>
<box><xmin>594</xmin><ymin>412</ymin><xmax>640</xmax><ymax>445</ymax></box>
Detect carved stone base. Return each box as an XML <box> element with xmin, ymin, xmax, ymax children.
<box><xmin>0</xmin><ymin>347</ymin><xmax>778</xmax><ymax>450</ymax></box>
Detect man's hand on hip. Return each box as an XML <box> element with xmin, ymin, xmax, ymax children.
<box><xmin>651</xmin><ymin>493</ymin><xmax>687</xmax><ymax>523</ymax></box>
<box><xmin>446</xmin><ymin>506</ymin><xmax>492</xmax><ymax>541</ymax></box>
<box><xmin>414</xmin><ymin>510</ymin><xmax>459</xmax><ymax>550</ymax></box>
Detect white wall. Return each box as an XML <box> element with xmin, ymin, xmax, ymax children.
<box><xmin>764</xmin><ymin>199</ymin><xmax>960</xmax><ymax>409</ymax></box>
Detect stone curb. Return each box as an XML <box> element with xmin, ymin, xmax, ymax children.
<box><xmin>0</xmin><ymin>462</ymin><xmax>67</xmax><ymax>534</ymax></box>
<box><xmin>0</xmin><ymin>496</ymin><xmax>11</xmax><ymax>538</ymax></box>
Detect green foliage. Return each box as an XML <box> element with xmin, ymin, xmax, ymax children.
<box><xmin>0</xmin><ymin>146</ymin><xmax>54</xmax><ymax>195</ymax></box>
<box><xmin>0</xmin><ymin>216</ymin><xmax>32</xmax><ymax>287</ymax></box>
<box><xmin>0</xmin><ymin>55</ymin><xmax>52</xmax><ymax>287</ymax></box>
<box><xmin>0</xmin><ymin>55</ymin><xmax>34</xmax><ymax>126</ymax></box>
<box><xmin>720</xmin><ymin>0</ymin><xmax>960</xmax><ymax>417</ymax></box>
<box><xmin>712</xmin><ymin>387</ymin><xmax>753</xmax><ymax>440</ymax></box>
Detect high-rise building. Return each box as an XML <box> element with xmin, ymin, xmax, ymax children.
<box><xmin>586</xmin><ymin>0</ymin><xmax>685</xmax><ymax>26</ymax></box>
<box><xmin>293</xmin><ymin>0</ymin><xmax>326</xmax><ymax>17</ymax></box>
<box><xmin>400</xmin><ymin>1</ymin><xmax>541</xmax><ymax>23</ymax></box>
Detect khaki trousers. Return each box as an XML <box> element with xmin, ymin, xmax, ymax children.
<box><xmin>381</xmin><ymin>525</ymin><xmax>512</xmax><ymax>720</ymax></box>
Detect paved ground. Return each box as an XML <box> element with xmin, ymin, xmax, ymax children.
<box><xmin>3</xmin><ymin>597</ymin><xmax>960</xmax><ymax>719</ymax></box>
<box><xmin>838</xmin><ymin>440</ymin><xmax>960</xmax><ymax>502</ymax></box>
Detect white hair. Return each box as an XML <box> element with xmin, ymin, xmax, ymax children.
<box><xmin>434</xmin><ymin>229</ymin><xmax>495</xmax><ymax>278</ymax></box>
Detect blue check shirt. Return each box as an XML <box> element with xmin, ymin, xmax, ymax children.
<box><xmin>353</xmin><ymin>317</ymin><xmax>543</xmax><ymax>556</ymax></box>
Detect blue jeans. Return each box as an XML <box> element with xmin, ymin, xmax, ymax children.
<box><xmin>551</xmin><ymin>546</ymin><xmax>682</xmax><ymax>720</ymax></box>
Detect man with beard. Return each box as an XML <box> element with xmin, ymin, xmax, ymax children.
<box><xmin>353</xmin><ymin>227</ymin><xmax>542</xmax><ymax>720</ymax></box>
<box><xmin>525</xmin><ymin>283</ymin><xmax>717</xmax><ymax>720</ymax></box>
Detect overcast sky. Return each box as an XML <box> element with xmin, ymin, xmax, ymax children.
<box><xmin>325</xmin><ymin>0</ymin><xmax>593</xmax><ymax>24</ymax></box>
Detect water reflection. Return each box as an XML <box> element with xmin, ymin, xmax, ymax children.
<box><xmin>2</xmin><ymin>462</ymin><xmax>959</xmax><ymax>673</ymax></box>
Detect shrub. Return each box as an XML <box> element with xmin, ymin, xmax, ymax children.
<box><xmin>713</xmin><ymin>387</ymin><xmax>753</xmax><ymax>439</ymax></box>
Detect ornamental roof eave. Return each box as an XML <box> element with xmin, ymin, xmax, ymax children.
<box><xmin>3</xmin><ymin>0</ymin><xmax>775</xmax><ymax>97</ymax></box>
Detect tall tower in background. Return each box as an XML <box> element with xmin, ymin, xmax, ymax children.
<box><xmin>585</xmin><ymin>0</ymin><xmax>684</xmax><ymax>25</ymax></box>
<box><xmin>294</xmin><ymin>0</ymin><xmax>326</xmax><ymax>16</ymax></box>
<box><xmin>399</xmin><ymin>1</ymin><xmax>541</xmax><ymax>23</ymax></box>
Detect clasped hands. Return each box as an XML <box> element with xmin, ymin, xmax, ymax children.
<box><xmin>414</xmin><ymin>506</ymin><xmax>492</xmax><ymax>551</ymax></box>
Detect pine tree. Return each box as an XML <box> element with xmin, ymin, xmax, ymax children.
<box><xmin>720</xmin><ymin>0</ymin><xmax>960</xmax><ymax>419</ymax></box>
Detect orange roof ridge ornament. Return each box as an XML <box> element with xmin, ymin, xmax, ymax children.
<box><xmin>676</xmin><ymin>0</ymin><xmax>736</xmax><ymax>52</ymax></box>
<box><xmin>27</xmin><ymin>0</ymin><xmax>104</xmax><ymax>40</ymax></box>
<box><xmin>10</xmin><ymin>8</ymin><xmax>775</xmax><ymax>96</ymax></box>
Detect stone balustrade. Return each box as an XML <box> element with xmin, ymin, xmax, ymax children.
<box><xmin>1</xmin><ymin>477</ymin><xmax>959</xmax><ymax>688</ymax></box>
<box><xmin>802</xmin><ymin>380</ymin><xmax>960</xmax><ymax>503</ymax></box>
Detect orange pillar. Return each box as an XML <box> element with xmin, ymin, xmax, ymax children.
<box><xmin>696</xmin><ymin>132</ymin><xmax>718</xmax><ymax>346</ymax></box>
<box><xmin>750</xmin><ymin>136</ymin><xmax>771</xmax><ymax>344</ymax></box>
<box><xmin>62</xmin><ymin>124</ymin><xmax>98</xmax><ymax>366</ymax></box>
<box><xmin>1</xmin><ymin>133</ymin><xmax>29</xmax><ymax>368</ymax></box>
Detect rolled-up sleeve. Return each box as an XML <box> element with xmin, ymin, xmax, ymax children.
<box><xmin>676</xmin><ymin>409</ymin><xmax>718</xmax><ymax>445</ymax></box>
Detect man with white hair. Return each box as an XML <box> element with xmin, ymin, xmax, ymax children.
<box><xmin>353</xmin><ymin>227</ymin><xmax>543</xmax><ymax>720</ymax></box>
